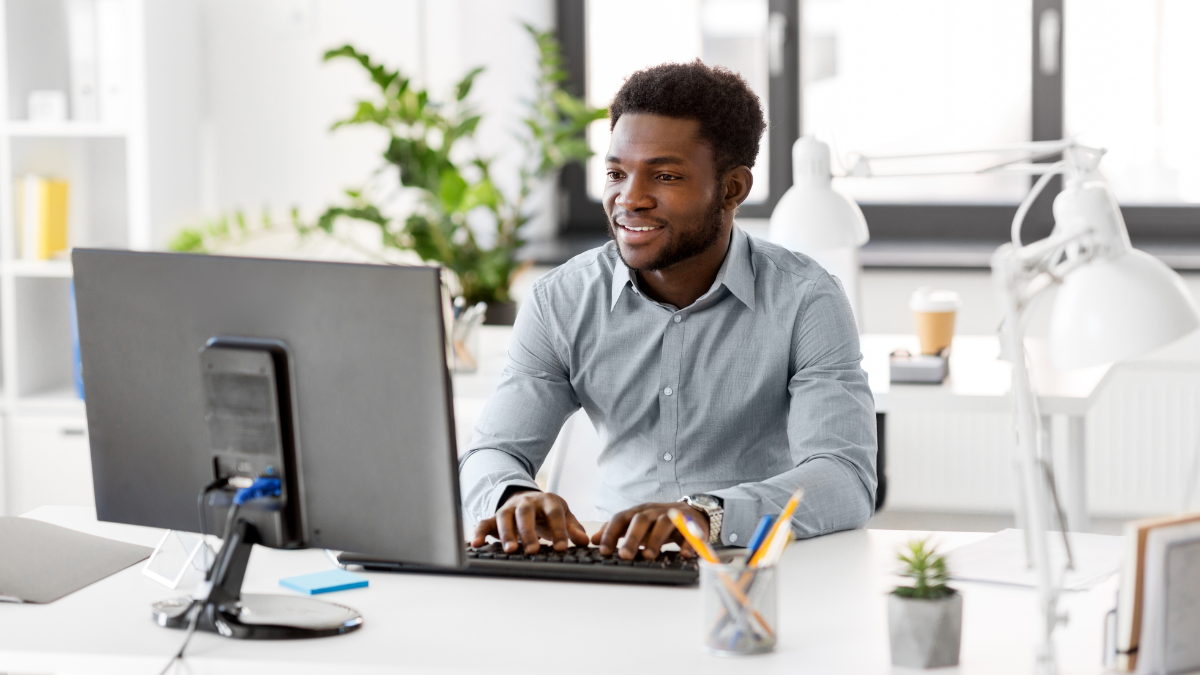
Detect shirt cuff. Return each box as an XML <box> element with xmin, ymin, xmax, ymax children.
<box><xmin>707</xmin><ymin>490</ymin><xmax>759</xmax><ymax>548</ymax></box>
<box><xmin>483</xmin><ymin>478</ymin><xmax>541</xmax><ymax>518</ymax></box>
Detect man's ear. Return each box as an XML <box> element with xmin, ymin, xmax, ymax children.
<box><xmin>722</xmin><ymin>166</ymin><xmax>754</xmax><ymax>210</ymax></box>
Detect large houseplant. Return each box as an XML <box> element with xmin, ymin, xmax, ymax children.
<box><xmin>169</xmin><ymin>27</ymin><xmax>604</xmax><ymax>325</ymax></box>
<box><xmin>310</xmin><ymin>26</ymin><xmax>606</xmax><ymax>323</ymax></box>
<box><xmin>888</xmin><ymin>539</ymin><xmax>962</xmax><ymax>668</ymax></box>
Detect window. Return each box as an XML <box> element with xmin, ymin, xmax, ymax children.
<box><xmin>803</xmin><ymin>0</ymin><xmax>1031</xmax><ymax>205</ymax></box>
<box><xmin>1065</xmin><ymin>0</ymin><xmax>1200</xmax><ymax>206</ymax></box>
<box><xmin>558</xmin><ymin>0</ymin><xmax>1200</xmax><ymax>265</ymax></box>
<box><xmin>556</xmin><ymin>0</ymin><xmax>799</xmax><ymax>238</ymax></box>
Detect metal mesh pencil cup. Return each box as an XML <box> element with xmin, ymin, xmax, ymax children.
<box><xmin>700</xmin><ymin>557</ymin><xmax>778</xmax><ymax>656</ymax></box>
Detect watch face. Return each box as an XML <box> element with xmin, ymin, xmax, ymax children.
<box><xmin>690</xmin><ymin>494</ymin><xmax>719</xmax><ymax>509</ymax></box>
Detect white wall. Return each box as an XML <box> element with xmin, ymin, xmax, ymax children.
<box><xmin>199</xmin><ymin>0</ymin><xmax>420</xmax><ymax>218</ymax></box>
<box><xmin>195</xmin><ymin>0</ymin><xmax>553</xmax><ymax>239</ymax></box>
<box><xmin>145</xmin><ymin>0</ymin><xmax>206</xmax><ymax>248</ymax></box>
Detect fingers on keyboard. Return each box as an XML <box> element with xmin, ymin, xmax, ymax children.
<box><xmin>465</xmin><ymin>541</ymin><xmax>696</xmax><ymax>570</ymax></box>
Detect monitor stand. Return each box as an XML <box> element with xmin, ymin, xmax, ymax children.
<box><xmin>151</xmin><ymin>518</ymin><xmax>363</xmax><ymax>639</ymax></box>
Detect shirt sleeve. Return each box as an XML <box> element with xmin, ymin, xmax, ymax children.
<box><xmin>709</xmin><ymin>271</ymin><xmax>878</xmax><ymax>545</ymax></box>
<box><xmin>458</xmin><ymin>283</ymin><xmax>581</xmax><ymax>525</ymax></box>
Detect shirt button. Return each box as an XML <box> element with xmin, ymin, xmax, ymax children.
<box><xmin>664</xmin><ymin>387</ymin><xmax>673</xmax><ymax>396</ymax></box>
<box><xmin>729</xmin><ymin>533</ymin><xmax>738</xmax><ymax>543</ymax></box>
<box><xmin>663</xmin><ymin>452</ymin><xmax>672</xmax><ymax>461</ymax></box>
<box><xmin>673</xmin><ymin>315</ymin><xmax>682</xmax><ymax>323</ymax></box>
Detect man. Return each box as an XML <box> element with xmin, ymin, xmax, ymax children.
<box><xmin>460</xmin><ymin>61</ymin><xmax>876</xmax><ymax>561</ymax></box>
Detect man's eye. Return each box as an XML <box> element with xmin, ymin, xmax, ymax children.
<box><xmin>606</xmin><ymin>171</ymin><xmax>624</xmax><ymax>180</ymax></box>
<box><xmin>657</xmin><ymin>174</ymin><xmax>680</xmax><ymax>181</ymax></box>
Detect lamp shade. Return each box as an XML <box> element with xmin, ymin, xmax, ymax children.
<box><xmin>768</xmin><ymin>137</ymin><xmax>869</xmax><ymax>251</ymax></box>
<box><xmin>1050</xmin><ymin>248</ymin><xmax>1200</xmax><ymax>369</ymax></box>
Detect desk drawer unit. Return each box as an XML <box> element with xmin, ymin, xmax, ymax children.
<box><xmin>7</xmin><ymin>416</ymin><xmax>92</xmax><ymax>516</ymax></box>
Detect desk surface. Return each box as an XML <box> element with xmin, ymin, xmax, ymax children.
<box><xmin>862</xmin><ymin>334</ymin><xmax>1112</xmax><ymax>415</ymax></box>
<box><xmin>0</xmin><ymin>507</ymin><xmax>1116</xmax><ymax>675</ymax></box>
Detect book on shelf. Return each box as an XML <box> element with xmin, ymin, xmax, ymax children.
<box><xmin>1114</xmin><ymin>511</ymin><xmax>1200</xmax><ymax>672</ymax></box>
<box><xmin>66</xmin><ymin>0</ymin><xmax>128</xmax><ymax>123</ymax></box>
<box><xmin>13</xmin><ymin>175</ymin><xmax>70</xmax><ymax>261</ymax></box>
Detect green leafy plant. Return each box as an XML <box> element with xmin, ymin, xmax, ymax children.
<box><xmin>893</xmin><ymin>539</ymin><xmax>954</xmax><ymax>600</ymax></box>
<box><xmin>308</xmin><ymin>25</ymin><xmax>607</xmax><ymax>306</ymax></box>
<box><xmin>169</xmin><ymin>208</ymin><xmax>301</xmax><ymax>254</ymax></box>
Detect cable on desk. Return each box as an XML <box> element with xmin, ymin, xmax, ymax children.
<box><xmin>195</xmin><ymin>478</ymin><xmax>226</xmax><ymax>569</ymax></box>
<box><xmin>158</xmin><ymin>478</ymin><xmax>280</xmax><ymax>675</ymax></box>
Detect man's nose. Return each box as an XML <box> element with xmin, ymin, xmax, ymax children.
<box><xmin>616</xmin><ymin>173</ymin><xmax>656</xmax><ymax>211</ymax></box>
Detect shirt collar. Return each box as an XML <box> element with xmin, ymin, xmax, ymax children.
<box><xmin>609</xmin><ymin>225</ymin><xmax>757</xmax><ymax>312</ymax></box>
<box><xmin>716</xmin><ymin>225</ymin><xmax>757</xmax><ymax>310</ymax></box>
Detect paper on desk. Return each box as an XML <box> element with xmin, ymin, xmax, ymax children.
<box><xmin>945</xmin><ymin>528</ymin><xmax>1122</xmax><ymax>591</ymax></box>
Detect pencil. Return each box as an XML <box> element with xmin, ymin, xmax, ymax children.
<box><xmin>748</xmin><ymin>487</ymin><xmax>804</xmax><ymax>568</ymax></box>
<box><xmin>666</xmin><ymin>508</ymin><xmax>719</xmax><ymax>563</ymax></box>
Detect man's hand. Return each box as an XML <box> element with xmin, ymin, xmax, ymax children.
<box><xmin>471</xmin><ymin>490</ymin><xmax>590</xmax><ymax>555</ymax></box>
<box><xmin>592</xmin><ymin>502</ymin><xmax>709</xmax><ymax>561</ymax></box>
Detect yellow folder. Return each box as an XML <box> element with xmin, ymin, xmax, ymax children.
<box><xmin>39</xmin><ymin>179</ymin><xmax>69</xmax><ymax>260</ymax></box>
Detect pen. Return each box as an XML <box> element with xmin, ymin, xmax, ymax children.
<box><xmin>745</xmin><ymin>514</ymin><xmax>775</xmax><ymax>560</ymax></box>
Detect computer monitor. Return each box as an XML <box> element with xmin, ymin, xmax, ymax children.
<box><xmin>71</xmin><ymin>248</ymin><xmax>464</xmax><ymax>638</ymax></box>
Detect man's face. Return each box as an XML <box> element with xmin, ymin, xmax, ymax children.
<box><xmin>602</xmin><ymin>114</ymin><xmax>726</xmax><ymax>272</ymax></box>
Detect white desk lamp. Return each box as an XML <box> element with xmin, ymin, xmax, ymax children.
<box><xmin>990</xmin><ymin>144</ymin><xmax>1199</xmax><ymax>675</ymax></box>
<box><xmin>768</xmin><ymin>136</ymin><xmax>869</xmax><ymax>324</ymax></box>
<box><xmin>793</xmin><ymin>138</ymin><xmax>1200</xmax><ymax>675</ymax></box>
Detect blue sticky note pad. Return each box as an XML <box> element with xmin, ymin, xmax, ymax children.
<box><xmin>280</xmin><ymin>569</ymin><xmax>368</xmax><ymax>595</ymax></box>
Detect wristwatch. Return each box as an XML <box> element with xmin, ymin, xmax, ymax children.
<box><xmin>682</xmin><ymin>494</ymin><xmax>724</xmax><ymax>545</ymax></box>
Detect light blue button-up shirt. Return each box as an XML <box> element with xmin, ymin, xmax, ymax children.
<box><xmin>458</xmin><ymin>226</ymin><xmax>877</xmax><ymax>545</ymax></box>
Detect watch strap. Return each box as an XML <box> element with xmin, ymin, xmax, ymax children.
<box><xmin>683</xmin><ymin>494</ymin><xmax>723</xmax><ymax>545</ymax></box>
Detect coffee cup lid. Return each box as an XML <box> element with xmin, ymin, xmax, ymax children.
<box><xmin>910</xmin><ymin>286</ymin><xmax>961</xmax><ymax>312</ymax></box>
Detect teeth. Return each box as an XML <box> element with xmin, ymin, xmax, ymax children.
<box><xmin>624</xmin><ymin>226</ymin><xmax>656</xmax><ymax>232</ymax></box>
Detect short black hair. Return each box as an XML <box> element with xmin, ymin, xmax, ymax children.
<box><xmin>609</xmin><ymin>60</ymin><xmax>767</xmax><ymax>175</ymax></box>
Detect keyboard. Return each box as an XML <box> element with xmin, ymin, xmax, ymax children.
<box><xmin>338</xmin><ymin>542</ymin><xmax>700</xmax><ymax>586</ymax></box>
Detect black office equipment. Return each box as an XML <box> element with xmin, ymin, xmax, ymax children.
<box><xmin>72</xmin><ymin>249</ymin><xmax>463</xmax><ymax>640</ymax></box>
<box><xmin>340</xmin><ymin>542</ymin><xmax>699</xmax><ymax>586</ymax></box>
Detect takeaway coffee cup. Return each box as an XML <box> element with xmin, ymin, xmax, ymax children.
<box><xmin>910</xmin><ymin>287</ymin><xmax>960</xmax><ymax>355</ymax></box>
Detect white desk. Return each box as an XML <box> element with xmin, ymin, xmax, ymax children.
<box><xmin>862</xmin><ymin>335</ymin><xmax>1112</xmax><ymax>532</ymax></box>
<box><xmin>0</xmin><ymin>506</ymin><xmax>1117</xmax><ymax>675</ymax></box>
<box><xmin>455</xmin><ymin>328</ymin><xmax>1112</xmax><ymax>530</ymax></box>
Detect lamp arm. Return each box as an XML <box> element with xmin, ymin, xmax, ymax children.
<box><xmin>994</xmin><ymin>250</ymin><xmax>1067</xmax><ymax>675</ymax></box>
<box><xmin>851</xmin><ymin>139</ymin><xmax>1073</xmax><ymax>164</ymax></box>
<box><xmin>845</xmin><ymin>139</ymin><xmax>1100</xmax><ymax>179</ymax></box>
<box><xmin>995</xmin><ymin>226</ymin><xmax>1106</xmax><ymax>674</ymax></box>
<box><xmin>1011</xmin><ymin>163</ymin><xmax>1065</xmax><ymax>247</ymax></box>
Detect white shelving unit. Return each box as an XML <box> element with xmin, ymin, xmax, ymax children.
<box><xmin>0</xmin><ymin>0</ymin><xmax>202</xmax><ymax>516</ymax></box>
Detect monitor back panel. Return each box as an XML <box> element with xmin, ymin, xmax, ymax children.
<box><xmin>71</xmin><ymin>249</ymin><xmax>462</xmax><ymax>568</ymax></box>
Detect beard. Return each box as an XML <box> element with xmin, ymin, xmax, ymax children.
<box><xmin>608</xmin><ymin>189</ymin><xmax>726</xmax><ymax>272</ymax></box>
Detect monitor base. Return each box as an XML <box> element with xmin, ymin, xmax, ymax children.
<box><xmin>152</xmin><ymin>516</ymin><xmax>362</xmax><ymax>639</ymax></box>
<box><xmin>152</xmin><ymin>593</ymin><xmax>363</xmax><ymax>639</ymax></box>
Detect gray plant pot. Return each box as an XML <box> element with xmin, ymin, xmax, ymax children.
<box><xmin>888</xmin><ymin>591</ymin><xmax>962</xmax><ymax>669</ymax></box>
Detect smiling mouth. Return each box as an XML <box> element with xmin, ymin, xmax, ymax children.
<box><xmin>620</xmin><ymin>224</ymin><xmax>661</xmax><ymax>232</ymax></box>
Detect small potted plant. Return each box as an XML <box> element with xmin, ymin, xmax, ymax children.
<box><xmin>888</xmin><ymin>538</ymin><xmax>962</xmax><ymax>669</ymax></box>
